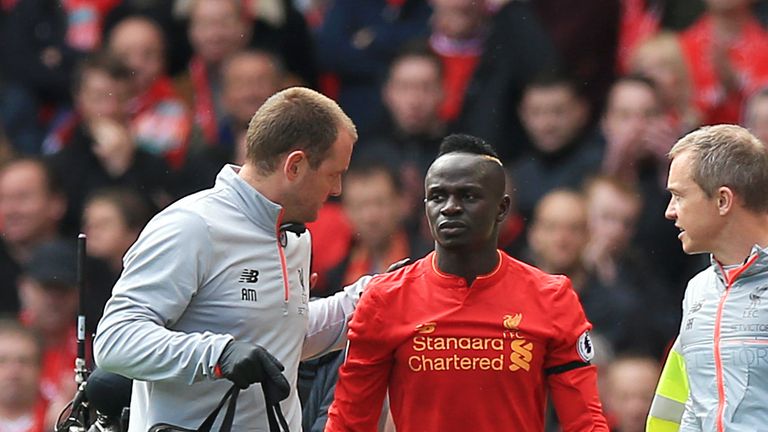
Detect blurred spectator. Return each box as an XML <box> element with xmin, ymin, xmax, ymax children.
<box><xmin>600</xmin><ymin>75</ymin><xmax>703</xmax><ymax>291</ymax></box>
<box><xmin>102</xmin><ymin>0</ymin><xmax>189</xmax><ymax>76</ymax></box>
<box><xmin>602</xmin><ymin>354</ymin><xmax>660</xmax><ymax>432</ymax></box>
<box><xmin>170</xmin><ymin>0</ymin><xmax>317</xmax><ymax>85</ymax></box>
<box><xmin>83</xmin><ymin>188</ymin><xmax>152</xmax><ymax>273</ymax></box>
<box><xmin>17</xmin><ymin>240</ymin><xmax>79</xmax><ymax>426</ymax></box>
<box><xmin>743</xmin><ymin>86</ymin><xmax>768</xmax><ymax>144</ymax></box>
<box><xmin>457</xmin><ymin>0</ymin><xmax>559</xmax><ymax>161</ymax></box>
<box><xmin>174</xmin><ymin>0</ymin><xmax>252</xmax><ymax>148</ymax></box>
<box><xmin>497</xmin><ymin>169</ymin><xmax>526</xmax><ymax>258</ymax></box>
<box><xmin>0</xmin><ymin>158</ymin><xmax>66</xmax><ymax>316</ymax></box>
<box><xmin>47</xmin><ymin>53</ymin><xmax>173</xmax><ymax>234</ymax></box>
<box><xmin>317</xmin><ymin>161</ymin><xmax>429</xmax><ymax>296</ymax></box>
<box><xmin>0</xmin><ymin>0</ymin><xmax>119</xmax><ymax>154</ymax></box>
<box><xmin>180</xmin><ymin>49</ymin><xmax>285</xmax><ymax>194</ymax></box>
<box><xmin>532</xmin><ymin>0</ymin><xmax>621</xmax><ymax>119</ymax></box>
<box><xmin>525</xmin><ymin>189</ymin><xmax>638</xmax><ymax>350</ymax></box>
<box><xmin>0</xmin><ymin>319</ymin><xmax>47</xmax><ymax>431</ymax></box>
<box><xmin>512</xmin><ymin>71</ymin><xmax>601</xmax><ymax>221</ymax></box>
<box><xmin>660</xmin><ymin>0</ymin><xmax>706</xmax><ymax>29</ymax></box>
<box><xmin>82</xmin><ymin>187</ymin><xmax>154</xmax><ymax>323</ymax></box>
<box><xmin>582</xmin><ymin>175</ymin><xmax>678</xmax><ymax>356</ymax></box>
<box><xmin>428</xmin><ymin>0</ymin><xmax>490</xmax><ymax>123</ymax></box>
<box><xmin>679</xmin><ymin>0</ymin><xmax>768</xmax><ymax>125</ymax></box>
<box><xmin>601</xmin><ymin>76</ymin><xmax>672</xmax><ymax>186</ymax></box>
<box><xmin>526</xmin><ymin>190</ymin><xmax>590</xmax><ymax>281</ymax></box>
<box><xmin>0</xmin><ymin>126</ymin><xmax>15</xmax><ymax>165</ymax></box>
<box><xmin>629</xmin><ymin>32</ymin><xmax>701</xmax><ymax>134</ymax></box>
<box><xmin>359</xmin><ymin>43</ymin><xmax>446</xmax><ymax>224</ymax></box>
<box><xmin>616</xmin><ymin>0</ymin><xmax>662</xmax><ymax>73</ymax></box>
<box><xmin>314</xmin><ymin>0</ymin><xmax>432</xmax><ymax>131</ymax></box>
<box><xmin>240</xmin><ymin>0</ymin><xmax>318</xmax><ymax>87</ymax></box>
<box><xmin>108</xmin><ymin>15</ymin><xmax>192</xmax><ymax>170</ymax></box>
<box><xmin>582</xmin><ymin>175</ymin><xmax>644</xmax><ymax>286</ymax></box>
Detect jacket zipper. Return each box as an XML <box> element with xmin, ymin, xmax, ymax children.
<box><xmin>714</xmin><ymin>254</ymin><xmax>759</xmax><ymax>432</ymax></box>
<box><xmin>275</xmin><ymin>209</ymin><xmax>290</xmax><ymax>304</ymax></box>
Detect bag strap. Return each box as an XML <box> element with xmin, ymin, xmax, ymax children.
<box><xmin>262</xmin><ymin>380</ymin><xmax>289</xmax><ymax>432</ymax></box>
<box><xmin>196</xmin><ymin>384</ymin><xmax>289</xmax><ymax>432</ymax></box>
<box><xmin>265</xmin><ymin>400</ymin><xmax>289</xmax><ymax>432</ymax></box>
<box><xmin>198</xmin><ymin>385</ymin><xmax>239</xmax><ymax>432</ymax></box>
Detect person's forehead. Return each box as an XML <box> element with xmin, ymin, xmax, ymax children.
<box><xmin>192</xmin><ymin>0</ymin><xmax>239</xmax><ymax>18</ymax></box>
<box><xmin>391</xmin><ymin>57</ymin><xmax>439</xmax><ymax>79</ymax></box>
<box><xmin>112</xmin><ymin>20</ymin><xmax>162</xmax><ymax>47</ymax></box>
<box><xmin>320</xmin><ymin>130</ymin><xmax>354</xmax><ymax>166</ymax></box>
<box><xmin>0</xmin><ymin>163</ymin><xmax>45</xmax><ymax>187</ymax></box>
<box><xmin>428</xmin><ymin>153</ymin><xmax>494</xmax><ymax>180</ymax></box>
<box><xmin>610</xmin><ymin>82</ymin><xmax>655</xmax><ymax>106</ymax></box>
<box><xmin>539</xmin><ymin>195</ymin><xmax>585</xmax><ymax>220</ymax></box>
<box><xmin>669</xmin><ymin>151</ymin><xmax>695</xmax><ymax>179</ymax></box>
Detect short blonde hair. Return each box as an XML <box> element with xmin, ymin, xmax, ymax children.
<box><xmin>669</xmin><ymin>125</ymin><xmax>768</xmax><ymax>212</ymax></box>
<box><xmin>245</xmin><ymin>87</ymin><xmax>356</xmax><ymax>175</ymax></box>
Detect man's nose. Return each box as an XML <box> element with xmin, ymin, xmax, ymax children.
<box><xmin>330</xmin><ymin>177</ymin><xmax>342</xmax><ymax>197</ymax></box>
<box><xmin>440</xmin><ymin>195</ymin><xmax>463</xmax><ymax>215</ymax></box>
<box><xmin>664</xmin><ymin>198</ymin><xmax>676</xmax><ymax>220</ymax></box>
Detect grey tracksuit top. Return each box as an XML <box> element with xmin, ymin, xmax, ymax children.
<box><xmin>678</xmin><ymin>245</ymin><xmax>768</xmax><ymax>431</ymax></box>
<box><xmin>94</xmin><ymin>165</ymin><xmax>368</xmax><ymax>431</ymax></box>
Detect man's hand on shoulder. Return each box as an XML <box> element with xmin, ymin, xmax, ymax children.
<box><xmin>386</xmin><ymin>257</ymin><xmax>412</xmax><ymax>273</ymax></box>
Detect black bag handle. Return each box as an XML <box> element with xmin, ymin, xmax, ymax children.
<box><xmin>265</xmin><ymin>399</ymin><xmax>289</xmax><ymax>432</ymax></box>
<box><xmin>198</xmin><ymin>385</ymin><xmax>239</xmax><ymax>432</ymax></box>
<box><xmin>149</xmin><ymin>383</ymin><xmax>289</xmax><ymax>432</ymax></box>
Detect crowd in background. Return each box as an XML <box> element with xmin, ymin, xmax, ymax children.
<box><xmin>2</xmin><ymin>0</ymin><xmax>768</xmax><ymax>430</ymax></box>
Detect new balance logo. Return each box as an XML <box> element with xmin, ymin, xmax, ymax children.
<box><xmin>239</xmin><ymin>269</ymin><xmax>259</xmax><ymax>283</ymax></box>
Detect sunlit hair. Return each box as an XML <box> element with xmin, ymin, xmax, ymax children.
<box><xmin>245</xmin><ymin>87</ymin><xmax>356</xmax><ymax>175</ymax></box>
<box><xmin>669</xmin><ymin>125</ymin><xmax>768</xmax><ymax>212</ymax></box>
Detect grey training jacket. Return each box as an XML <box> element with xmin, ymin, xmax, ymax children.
<box><xmin>677</xmin><ymin>245</ymin><xmax>768</xmax><ymax>431</ymax></box>
<box><xmin>94</xmin><ymin>165</ymin><xmax>368</xmax><ymax>431</ymax></box>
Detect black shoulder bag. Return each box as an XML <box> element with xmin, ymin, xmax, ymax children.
<box><xmin>148</xmin><ymin>385</ymin><xmax>289</xmax><ymax>432</ymax></box>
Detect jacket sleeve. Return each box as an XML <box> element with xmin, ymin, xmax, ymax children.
<box><xmin>302</xmin><ymin>275</ymin><xmax>371</xmax><ymax>360</ymax></box>
<box><xmin>545</xmin><ymin>277</ymin><xmax>609</xmax><ymax>431</ymax></box>
<box><xmin>325</xmin><ymin>285</ymin><xmax>393</xmax><ymax>432</ymax></box>
<box><xmin>93</xmin><ymin>208</ymin><xmax>233</xmax><ymax>384</ymax></box>
<box><xmin>646</xmin><ymin>338</ymin><xmax>689</xmax><ymax>432</ymax></box>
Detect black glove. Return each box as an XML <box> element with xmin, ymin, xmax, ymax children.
<box><xmin>217</xmin><ymin>341</ymin><xmax>291</xmax><ymax>403</ymax></box>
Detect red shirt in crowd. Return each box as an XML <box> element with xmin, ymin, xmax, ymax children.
<box><xmin>130</xmin><ymin>77</ymin><xmax>191</xmax><ymax>170</ymax></box>
<box><xmin>326</xmin><ymin>251</ymin><xmax>608</xmax><ymax>432</ymax></box>
<box><xmin>680</xmin><ymin>15</ymin><xmax>768</xmax><ymax>125</ymax></box>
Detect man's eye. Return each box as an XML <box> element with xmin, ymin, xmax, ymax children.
<box><xmin>428</xmin><ymin>194</ymin><xmax>445</xmax><ymax>202</ymax></box>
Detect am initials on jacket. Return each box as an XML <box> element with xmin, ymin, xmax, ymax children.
<box><xmin>240</xmin><ymin>269</ymin><xmax>259</xmax><ymax>302</ymax></box>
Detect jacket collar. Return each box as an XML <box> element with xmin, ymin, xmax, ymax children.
<box><xmin>712</xmin><ymin>244</ymin><xmax>768</xmax><ymax>285</ymax></box>
<box><xmin>214</xmin><ymin>164</ymin><xmax>283</xmax><ymax>234</ymax></box>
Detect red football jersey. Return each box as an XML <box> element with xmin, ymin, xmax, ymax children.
<box><xmin>326</xmin><ymin>251</ymin><xmax>607</xmax><ymax>432</ymax></box>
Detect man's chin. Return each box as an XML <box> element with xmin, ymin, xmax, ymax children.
<box><xmin>681</xmin><ymin>241</ymin><xmax>705</xmax><ymax>256</ymax></box>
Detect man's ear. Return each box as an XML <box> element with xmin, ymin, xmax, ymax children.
<box><xmin>717</xmin><ymin>186</ymin><xmax>735</xmax><ymax>216</ymax></box>
<box><xmin>283</xmin><ymin>150</ymin><xmax>307</xmax><ymax>181</ymax></box>
<box><xmin>496</xmin><ymin>195</ymin><xmax>512</xmax><ymax>223</ymax></box>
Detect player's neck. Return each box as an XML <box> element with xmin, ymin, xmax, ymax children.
<box><xmin>238</xmin><ymin>163</ymin><xmax>285</xmax><ymax>207</ymax></box>
<box><xmin>435</xmin><ymin>246</ymin><xmax>500</xmax><ymax>286</ymax></box>
<box><xmin>713</xmin><ymin>211</ymin><xmax>768</xmax><ymax>265</ymax></box>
